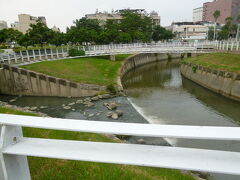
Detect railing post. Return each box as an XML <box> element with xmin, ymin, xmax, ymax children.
<box><xmin>20</xmin><ymin>51</ymin><xmax>24</xmax><ymax>62</ymax></box>
<box><xmin>51</xmin><ymin>48</ymin><xmax>54</xmax><ymax>59</ymax></box>
<box><xmin>44</xmin><ymin>49</ymin><xmax>48</xmax><ymax>59</ymax></box>
<box><xmin>26</xmin><ymin>50</ymin><xmax>30</xmax><ymax>62</ymax></box>
<box><xmin>14</xmin><ymin>53</ymin><xmax>17</xmax><ymax>64</ymax></box>
<box><xmin>56</xmin><ymin>48</ymin><xmax>59</xmax><ymax>59</ymax></box>
<box><xmin>231</xmin><ymin>42</ymin><xmax>234</xmax><ymax>51</ymax></box>
<box><xmin>237</xmin><ymin>42</ymin><xmax>239</xmax><ymax>51</ymax></box>
<box><xmin>39</xmin><ymin>49</ymin><xmax>42</xmax><ymax>60</ymax></box>
<box><xmin>7</xmin><ymin>54</ymin><xmax>11</xmax><ymax>64</ymax></box>
<box><xmin>32</xmin><ymin>50</ymin><xmax>36</xmax><ymax>61</ymax></box>
<box><xmin>0</xmin><ymin>125</ymin><xmax>31</xmax><ymax>180</ymax></box>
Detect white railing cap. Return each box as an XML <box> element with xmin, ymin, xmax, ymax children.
<box><xmin>0</xmin><ymin>114</ymin><xmax>240</xmax><ymax>141</ymax></box>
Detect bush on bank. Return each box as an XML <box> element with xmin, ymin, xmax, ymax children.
<box><xmin>68</xmin><ymin>48</ymin><xmax>85</xmax><ymax>56</ymax></box>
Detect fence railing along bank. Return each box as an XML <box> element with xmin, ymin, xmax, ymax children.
<box><xmin>0</xmin><ymin>114</ymin><xmax>240</xmax><ymax>180</ymax></box>
<box><xmin>0</xmin><ymin>42</ymin><xmax>217</xmax><ymax>65</ymax></box>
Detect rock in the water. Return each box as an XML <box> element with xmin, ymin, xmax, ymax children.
<box><xmin>103</xmin><ymin>102</ymin><xmax>118</xmax><ymax>110</ymax></box>
<box><xmin>9</xmin><ymin>98</ymin><xmax>17</xmax><ymax>103</ymax></box>
<box><xmin>107</xmin><ymin>112</ymin><xmax>114</xmax><ymax>117</ymax></box>
<box><xmin>68</xmin><ymin>102</ymin><xmax>75</xmax><ymax>106</ymax></box>
<box><xmin>63</xmin><ymin>106</ymin><xmax>71</xmax><ymax>110</ymax></box>
<box><xmin>84</xmin><ymin>101</ymin><xmax>95</xmax><ymax>107</ymax></box>
<box><xmin>88</xmin><ymin>113</ymin><xmax>94</xmax><ymax>117</ymax></box>
<box><xmin>111</xmin><ymin>113</ymin><xmax>119</xmax><ymax>120</ymax></box>
<box><xmin>101</xmin><ymin>94</ymin><xmax>111</xmax><ymax>99</ymax></box>
<box><xmin>30</xmin><ymin>107</ymin><xmax>38</xmax><ymax>111</ymax></box>
<box><xmin>115</xmin><ymin>110</ymin><xmax>123</xmax><ymax>117</ymax></box>
<box><xmin>91</xmin><ymin>96</ymin><xmax>99</xmax><ymax>101</ymax></box>
<box><xmin>72</xmin><ymin>109</ymin><xmax>76</xmax><ymax>111</ymax></box>
<box><xmin>76</xmin><ymin>100</ymin><xmax>83</xmax><ymax>104</ymax></box>
<box><xmin>137</xmin><ymin>139</ymin><xmax>145</xmax><ymax>144</ymax></box>
<box><xmin>84</xmin><ymin>97</ymin><xmax>91</xmax><ymax>102</ymax></box>
<box><xmin>40</xmin><ymin>106</ymin><xmax>48</xmax><ymax>109</ymax></box>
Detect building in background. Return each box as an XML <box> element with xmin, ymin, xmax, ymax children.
<box><xmin>193</xmin><ymin>7</ymin><xmax>203</xmax><ymax>22</ymax></box>
<box><xmin>10</xmin><ymin>22</ymin><xmax>20</xmax><ymax>29</ymax></box>
<box><xmin>171</xmin><ymin>22</ymin><xmax>209</xmax><ymax>41</ymax></box>
<box><xmin>203</xmin><ymin>0</ymin><xmax>240</xmax><ymax>24</ymax></box>
<box><xmin>52</xmin><ymin>25</ymin><xmax>61</xmax><ymax>32</ymax></box>
<box><xmin>0</xmin><ymin>20</ymin><xmax>8</xmax><ymax>30</ymax></box>
<box><xmin>85</xmin><ymin>9</ymin><xmax>161</xmax><ymax>26</ymax></box>
<box><xmin>13</xmin><ymin>14</ymin><xmax>47</xmax><ymax>33</ymax></box>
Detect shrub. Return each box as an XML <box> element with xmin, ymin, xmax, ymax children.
<box><xmin>192</xmin><ymin>65</ymin><xmax>198</xmax><ymax>73</ymax></box>
<box><xmin>68</xmin><ymin>48</ymin><xmax>85</xmax><ymax>57</ymax></box>
<box><xmin>106</xmin><ymin>84</ymin><xmax>117</xmax><ymax>95</ymax></box>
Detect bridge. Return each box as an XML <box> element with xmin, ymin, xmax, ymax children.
<box><xmin>0</xmin><ymin>114</ymin><xmax>240</xmax><ymax>180</ymax></box>
<box><xmin>0</xmin><ymin>42</ymin><xmax>217</xmax><ymax>65</ymax></box>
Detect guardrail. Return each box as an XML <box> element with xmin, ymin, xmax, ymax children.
<box><xmin>216</xmin><ymin>41</ymin><xmax>240</xmax><ymax>51</ymax></box>
<box><xmin>0</xmin><ymin>42</ymin><xmax>217</xmax><ymax>65</ymax></box>
<box><xmin>0</xmin><ymin>114</ymin><xmax>240</xmax><ymax>180</ymax></box>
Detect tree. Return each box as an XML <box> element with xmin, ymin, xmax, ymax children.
<box><xmin>236</xmin><ymin>15</ymin><xmax>240</xmax><ymax>41</ymax></box>
<box><xmin>152</xmin><ymin>25</ymin><xmax>174</xmax><ymax>42</ymax></box>
<box><xmin>50</xmin><ymin>32</ymin><xmax>66</xmax><ymax>46</ymax></box>
<box><xmin>18</xmin><ymin>33</ymin><xmax>32</xmax><ymax>49</ymax></box>
<box><xmin>213</xmin><ymin>10</ymin><xmax>220</xmax><ymax>40</ymax></box>
<box><xmin>225</xmin><ymin>17</ymin><xmax>233</xmax><ymax>38</ymax></box>
<box><xmin>0</xmin><ymin>28</ymin><xmax>23</xmax><ymax>44</ymax></box>
<box><xmin>27</xmin><ymin>21</ymin><xmax>54</xmax><ymax>47</ymax></box>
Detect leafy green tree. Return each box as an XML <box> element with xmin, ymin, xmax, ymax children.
<box><xmin>27</xmin><ymin>21</ymin><xmax>54</xmax><ymax>47</ymax></box>
<box><xmin>213</xmin><ymin>10</ymin><xmax>221</xmax><ymax>40</ymax></box>
<box><xmin>152</xmin><ymin>25</ymin><xmax>174</xmax><ymax>42</ymax></box>
<box><xmin>236</xmin><ymin>15</ymin><xmax>240</xmax><ymax>41</ymax></box>
<box><xmin>0</xmin><ymin>28</ymin><xmax>23</xmax><ymax>43</ymax></box>
<box><xmin>18</xmin><ymin>33</ymin><xmax>32</xmax><ymax>49</ymax></box>
<box><xmin>50</xmin><ymin>32</ymin><xmax>66</xmax><ymax>46</ymax></box>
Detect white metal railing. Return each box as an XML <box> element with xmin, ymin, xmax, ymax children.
<box><xmin>216</xmin><ymin>41</ymin><xmax>240</xmax><ymax>51</ymax></box>
<box><xmin>0</xmin><ymin>42</ymin><xmax>217</xmax><ymax>65</ymax></box>
<box><xmin>0</xmin><ymin>114</ymin><xmax>240</xmax><ymax>180</ymax></box>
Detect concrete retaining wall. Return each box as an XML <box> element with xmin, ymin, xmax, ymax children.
<box><xmin>120</xmin><ymin>53</ymin><xmax>185</xmax><ymax>81</ymax></box>
<box><xmin>180</xmin><ymin>63</ymin><xmax>240</xmax><ymax>102</ymax></box>
<box><xmin>0</xmin><ymin>64</ymin><xmax>105</xmax><ymax>97</ymax></box>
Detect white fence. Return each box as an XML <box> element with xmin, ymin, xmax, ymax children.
<box><xmin>216</xmin><ymin>41</ymin><xmax>240</xmax><ymax>51</ymax></box>
<box><xmin>0</xmin><ymin>42</ymin><xmax>217</xmax><ymax>65</ymax></box>
<box><xmin>0</xmin><ymin>114</ymin><xmax>240</xmax><ymax>180</ymax></box>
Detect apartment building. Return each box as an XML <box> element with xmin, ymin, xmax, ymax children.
<box><xmin>171</xmin><ymin>22</ymin><xmax>209</xmax><ymax>40</ymax></box>
<box><xmin>193</xmin><ymin>7</ymin><xmax>204</xmax><ymax>22</ymax></box>
<box><xmin>0</xmin><ymin>20</ymin><xmax>8</xmax><ymax>30</ymax></box>
<box><xmin>203</xmin><ymin>0</ymin><xmax>240</xmax><ymax>24</ymax></box>
<box><xmin>14</xmin><ymin>14</ymin><xmax>47</xmax><ymax>33</ymax></box>
<box><xmin>85</xmin><ymin>9</ymin><xmax>161</xmax><ymax>26</ymax></box>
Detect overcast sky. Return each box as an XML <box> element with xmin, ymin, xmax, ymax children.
<box><xmin>1</xmin><ymin>0</ymin><xmax>208</xmax><ymax>31</ymax></box>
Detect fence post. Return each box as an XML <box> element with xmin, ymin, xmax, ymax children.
<box><xmin>7</xmin><ymin>54</ymin><xmax>11</xmax><ymax>64</ymax></box>
<box><xmin>26</xmin><ymin>50</ymin><xmax>30</xmax><ymax>62</ymax></box>
<box><xmin>0</xmin><ymin>125</ymin><xmax>31</xmax><ymax>180</ymax></box>
<box><xmin>231</xmin><ymin>42</ymin><xmax>234</xmax><ymax>51</ymax></box>
<box><xmin>20</xmin><ymin>51</ymin><xmax>24</xmax><ymax>62</ymax></box>
<box><xmin>45</xmin><ymin>49</ymin><xmax>48</xmax><ymax>59</ymax></box>
<box><xmin>39</xmin><ymin>49</ymin><xmax>42</xmax><ymax>60</ymax></box>
<box><xmin>51</xmin><ymin>49</ymin><xmax>54</xmax><ymax>59</ymax></box>
<box><xmin>237</xmin><ymin>42</ymin><xmax>239</xmax><ymax>51</ymax></box>
<box><xmin>56</xmin><ymin>48</ymin><xmax>59</xmax><ymax>59</ymax></box>
<box><xmin>32</xmin><ymin>50</ymin><xmax>36</xmax><ymax>61</ymax></box>
<box><xmin>14</xmin><ymin>53</ymin><xmax>18</xmax><ymax>64</ymax></box>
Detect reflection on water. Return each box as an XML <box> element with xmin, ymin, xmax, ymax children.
<box><xmin>122</xmin><ymin>59</ymin><xmax>240</xmax><ymax>180</ymax></box>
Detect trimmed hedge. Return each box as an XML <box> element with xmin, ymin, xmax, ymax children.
<box><xmin>68</xmin><ymin>48</ymin><xmax>85</xmax><ymax>57</ymax></box>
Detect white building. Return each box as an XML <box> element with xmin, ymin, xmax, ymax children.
<box><xmin>193</xmin><ymin>7</ymin><xmax>203</xmax><ymax>23</ymax></box>
<box><xmin>171</xmin><ymin>22</ymin><xmax>208</xmax><ymax>40</ymax></box>
<box><xmin>11</xmin><ymin>22</ymin><xmax>20</xmax><ymax>29</ymax></box>
<box><xmin>0</xmin><ymin>20</ymin><xmax>8</xmax><ymax>30</ymax></box>
<box><xmin>52</xmin><ymin>25</ymin><xmax>61</xmax><ymax>32</ymax></box>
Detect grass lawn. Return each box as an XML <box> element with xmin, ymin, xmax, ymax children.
<box><xmin>0</xmin><ymin>107</ymin><xmax>195</xmax><ymax>180</ymax></box>
<box><xmin>183</xmin><ymin>53</ymin><xmax>240</xmax><ymax>73</ymax></box>
<box><xmin>21</xmin><ymin>54</ymin><xmax>131</xmax><ymax>86</ymax></box>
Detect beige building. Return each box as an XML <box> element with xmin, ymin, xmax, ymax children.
<box><xmin>15</xmin><ymin>14</ymin><xmax>47</xmax><ymax>33</ymax></box>
<box><xmin>171</xmin><ymin>22</ymin><xmax>208</xmax><ymax>40</ymax></box>
<box><xmin>85</xmin><ymin>9</ymin><xmax>161</xmax><ymax>26</ymax></box>
<box><xmin>0</xmin><ymin>20</ymin><xmax>8</xmax><ymax>30</ymax></box>
<box><xmin>193</xmin><ymin>7</ymin><xmax>203</xmax><ymax>22</ymax></box>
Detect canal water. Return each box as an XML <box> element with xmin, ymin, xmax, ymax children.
<box><xmin>122</xmin><ymin>59</ymin><xmax>240</xmax><ymax>180</ymax></box>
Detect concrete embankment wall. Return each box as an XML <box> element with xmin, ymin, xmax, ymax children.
<box><xmin>120</xmin><ymin>53</ymin><xmax>185</xmax><ymax>80</ymax></box>
<box><xmin>0</xmin><ymin>64</ymin><xmax>105</xmax><ymax>97</ymax></box>
<box><xmin>180</xmin><ymin>63</ymin><xmax>240</xmax><ymax>102</ymax></box>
